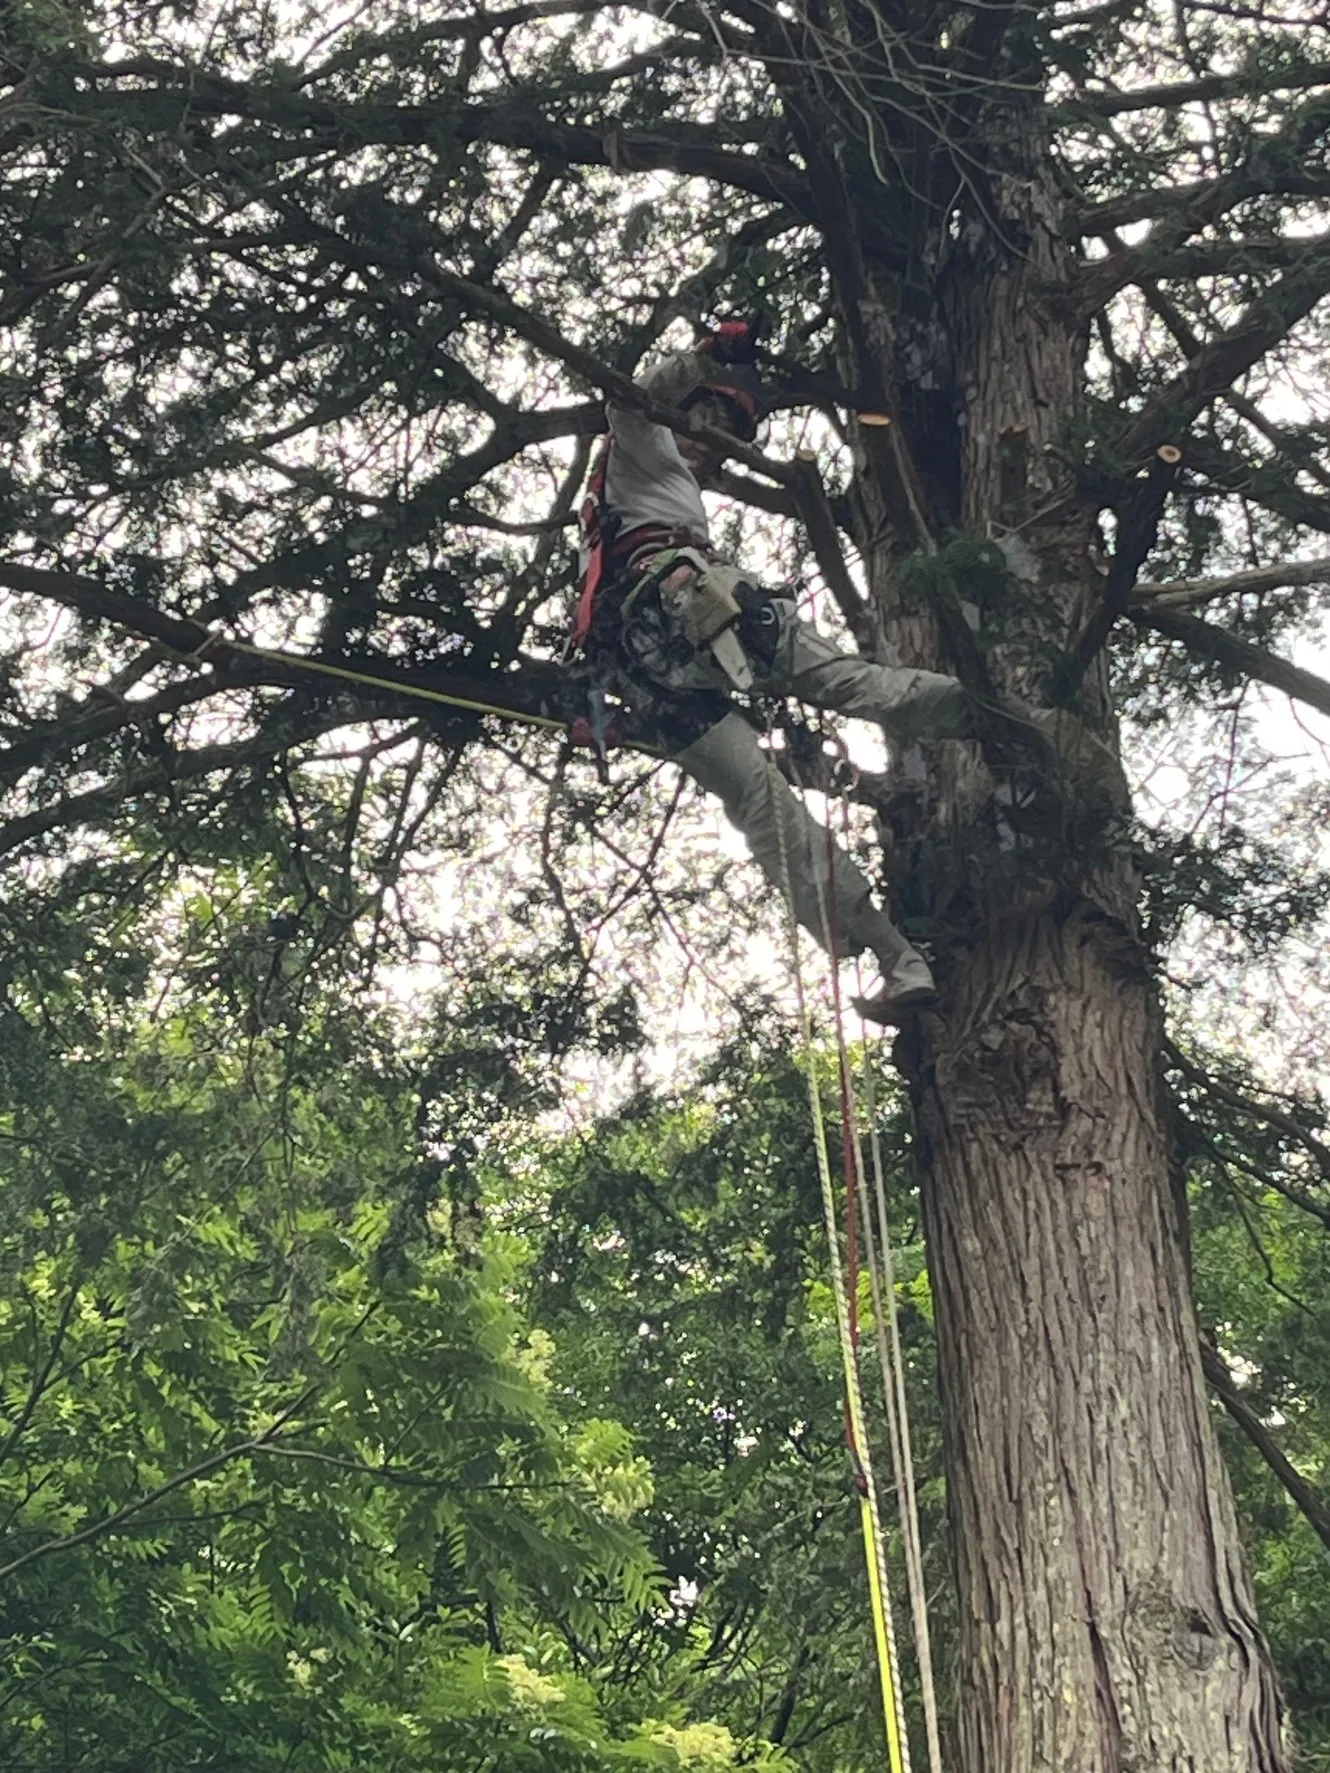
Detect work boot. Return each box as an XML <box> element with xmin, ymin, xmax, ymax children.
<box><xmin>851</xmin><ymin>949</ymin><xmax>939</xmax><ymax>1024</ymax></box>
<box><xmin>988</xmin><ymin>696</ymin><xmax>1129</xmax><ymax>810</ymax></box>
<box><xmin>1033</xmin><ymin>707</ymin><xmax>1129</xmax><ymax>809</ymax></box>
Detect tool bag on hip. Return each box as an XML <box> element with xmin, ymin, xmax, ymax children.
<box><xmin>622</xmin><ymin>548</ymin><xmax>756</xmax><ymax>692</ymax></box>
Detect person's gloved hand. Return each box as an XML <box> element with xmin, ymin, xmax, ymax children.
<box><xmin>703</xmin><ymin>320</ymin><xmax>759</xmax><ymax>366</ymax></box>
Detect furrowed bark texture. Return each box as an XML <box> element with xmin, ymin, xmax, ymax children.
<box><xmin>844</xmin><ymin>90</ymin><xmax>1289</xmax><ymax>1773</ymax></box>
<box><xmin>908</xmin><ymin>925</ymin><xmax>1283</xmax><ymax>1770</ymax></box>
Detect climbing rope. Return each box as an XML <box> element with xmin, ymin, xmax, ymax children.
<box><xmin>789</xmin><ymin>933</ymin><xmax>912</xmax><ymax>1773</ymax></box>
<box><xmin>852</xmin><ymin>1026</ymin><xmax>944</xmax><ymax>1773</ymax></box>
<box><xmin>829</xmin><ymin>781</ymin><xmax>944</xmax><ymax>1773</ymax></box>
<box><xmin>770</xmin><ymin>718</ymin><xmax>945</xmax><ymax>1773</ymax></box>
<box><xmin>766</xmin><ymin>729</ymin><xmax>911</xmax><ymax>1773</ymax></box>
<box><xmin>213</xmin><ymin>637</ymin><xmax>570</xmax><ymax>729</ymax></box>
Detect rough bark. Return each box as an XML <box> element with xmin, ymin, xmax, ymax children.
<box><xmin>847</xmin><ymin>88</ymin><xmax>1290</xmax><ymax>1773</ymax></box>
<box><xmin>907</xmin><ymin>922</ymin><xmax>1285</xmax><ymax>1770</ymax></box>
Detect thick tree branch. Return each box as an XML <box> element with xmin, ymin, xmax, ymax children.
<box><xmin>0</xmin><ymin>672</ymin><xmax>236</xmax><ymax>785</ymax></box>
<box><xmin>1132</xmin><ymin>601</ymin><xmax>1330</xmax><ymax>720</ymax></box>
<box><xmin>1115</xmin><ymin>242</ymin><xmax>1330</xmax><ymax>466</ymax></box>
<box><xmin>1075</xmin><ymin>88</ymin><xmax>1330</xmax><ymax>235</ymax></box>
<box><xmin>0</xmin><ymin>718</ymin><xmax>358</xmax><ymax>860</ymax></box>
<box><xmin>790</xmin><ymin>457</ymin><xmax>872</xmax><ymax>649</ymax></box>
<box><xmin>1201</xmin><ymin>1341</ymin><xmax>1330</xmax><ymax>1556</ymax></box>
<box><xmin>1079</xmin><ymin>171</ymin><xmax>1330</xmax><ymax>239</ymax></box>
<box><xmin>1085</xmin><ymin>236</ymin><xmax>1311</xmax><ymax>308</ymax></box>
<box><xmin>0</xmin><ymin>562</ymin><xmax>581</xmax><ymax>734</ymax></box>
<box><xmin>713</xmin><ymin>467</ymin><xmax>801</xmax><ymax>521</ymax></box>
<box><xmin>1167</xmin><ymin>1039</ymin><xmax>1330</xmax><ymax>1186</ymax></box>
<box><xmin>1133</xmin><ymin>555</ymin><xmax>1330</xmax><ymax>609</ymax></box>
<box><xmin>68</xmin><ymin>67</ymin><xmax>864</xmax><ymax>256</ymax></box>
<box><xmin>1061</xmin><ymin>447</ymin><xmax>1182</xmax><ymax>693</ymax></box>
<box><xmin>1056</xmin><ymin>63</ymin><xmax>1330</xmax><ymax>119</ymax></box>
<box><xmin>1186</xmin><ymin>434</ymin><xmax>1330</xmax><ymax>535</ymax></box>
<box><xmin>1122</xmin><ymin>264</ymin><xmax>1330</xmax><ymax>502</ymax></box>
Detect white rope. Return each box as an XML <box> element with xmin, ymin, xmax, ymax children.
<box><xmin>765</xmin><ymin>725</ymin><xmax>913</xmax><ymax>1773</ymax></box>
<box><xmin>856</xmin><ymin>1010</ymin><xmax>945</xmax><ymax>1773</ymax></box>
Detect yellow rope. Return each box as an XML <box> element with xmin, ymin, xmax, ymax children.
<box><xmin>818</xmin><ymin>733</ymin><xmax>945</xmax><ymax>1772</ymax></box>
<box><xmin>798</xmin><ymin>1011</ymin><xmax>912</xmax><ymax>1773</ymax></box>
<box><xmin>182</xmin><ymin>633</ymin><xmax>570</xmax><ymax>730</ymax></box>
<box><xmin>764</xmin><ymin>736</ymin><xmax>910</xmax><ymax>1773</ymax></box>
<box><xmin>857</xmin><ymin>1032</ymin><xmax>945</xmax><ymax>1773</ymax></box>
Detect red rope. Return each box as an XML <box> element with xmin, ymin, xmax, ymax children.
<box><xmin>819</xmin><ymin>794</ymin><xmax>869</xmax><ymax>1491</ymax></box>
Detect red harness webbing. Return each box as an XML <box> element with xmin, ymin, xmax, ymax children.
<box><xmin>573</xmin><ymin>436</ymin><xmax>613</xmax><ymax>648</ymax></box>
<box><xmin>572</xmin><ymin>435</ymin><xmax>714</xmax><ymax>649</ymax></box>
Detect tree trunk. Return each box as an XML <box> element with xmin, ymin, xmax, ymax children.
<box><xmin>846</xmin><ymin>96</ymin><xmax>1290</xmax><ymax>1773</ymax></box>
<box><xmin>907</xmin><ymin>923</ymin><xmax>1286</xmax><ymax>1770</ymax></box>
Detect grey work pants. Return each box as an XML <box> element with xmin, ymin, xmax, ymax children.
<box><xmin>667</xmin><ymin>598</ymin><xmax>973</xmax><ymax>967</ymax></box>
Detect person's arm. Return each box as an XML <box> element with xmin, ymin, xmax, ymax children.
<box><xmin>602</xmin><ymin>345</ymin><xmax>709</xmax><ymax>482</ymax></box>
<box><xmin>633</xmin><ymin>346</ymin><xmax>714</xmax><ymax>408</ymax></box>
<box><xmin>604</xmin><ymin>346</ymin><xmax>711</xmax><ymax>457</ymax></box>
<box><xmin>606</xmin><ymin>324</ymin><xmax>758</xmax><ymax>488</ymax></box>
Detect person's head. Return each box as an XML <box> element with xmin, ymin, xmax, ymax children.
<box><xmin>673</xmin><ymin>369</ymin><xmax>763</xmax><ymax>480</ymax></box>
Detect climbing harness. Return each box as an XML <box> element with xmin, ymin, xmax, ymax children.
<box><xmin>572</xmin><ymin>439</ymin><xmax>714</xmax><ymax>658</ymax></box>
<box><xmin>571</xmin><ymin>327</ymin><xmax>763</xmax><ymax>655</ymax></box>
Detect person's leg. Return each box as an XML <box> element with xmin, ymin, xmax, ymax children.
<box><xmin>608</xmin><ymin>574</ymin><xmax>938</xmax><ymax>1018</ymax></box>
<box><xmin>733</xmin><ymin>588</ymin><xmax>1127</xmax><ymax>805</ymax></box>
<box><xmin>735</xmin><ymin>590</ymin><xmax>974</xmax><ymax>742</ymax></box>
<box><xmin>671</xmin><ymin>710</ymin><xmax>933</xmax><ymax>1007</ymax></box>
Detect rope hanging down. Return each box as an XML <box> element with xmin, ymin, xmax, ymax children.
<box><xmin>848</xmin><ymin>1029</ymin><xmax>944</xmax><ymax>1773</ymax></box>
<box><xmin>767</xmin><ymin>736</ymin><xmax>910</xmax><ymax>1773</ymax></box>
<box><xmin>840</xmin><ymin>837</ymin><xmax>944</xmax><ymax>1773</ymax></box>
<box><xmin>771</xmin><ymin>727</ymin><xmax>944</xmax><ymax>1773</ymax></box>
<box><xmin>787</xmin><ymin>924</ymin><xmax>912</xmax><ymax>1773</ymax></box>
<box><xmin>824</xmin><ymin>786</ymin><xmax>944</xmax><ymax>1773</ymax></box>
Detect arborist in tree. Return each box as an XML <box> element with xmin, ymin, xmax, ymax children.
<box><xmin>572</xmin><ymin>322</ymin><xmax>986</xmax><ymax>1022</ymax></box>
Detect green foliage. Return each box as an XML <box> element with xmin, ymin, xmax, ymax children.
<box><xmin>1179</xmin><ymin>1034</ymin><xmax>1330</xmax><ymax>1767</ymax></box>
<box><xmin>1139</xmin><ymin>818</ymin><xmax>1330</xmax><ymax>954</ymax></box>
<box><xmin>0</xmin><ymin>893</ymin><xmax>723</xmax><ymax>1772</ymax></box>
<box><xmin>517</xmin><ymin>1032</ymin><xmax>951</xmax><ymax>1770</ymax></box>
<box><xmin>2</xmin><ymin>865</ymin><xmax>1329</xmax><ymax>1769</ymax></box>
<box><xmin>896</xmin><ymin>541</ymin><xmax>1016</xmax><ymax>626</ymax></box>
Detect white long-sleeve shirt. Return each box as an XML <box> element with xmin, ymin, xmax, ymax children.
<box><xmin>603</xmin><ymin>348</ymin><xmax>712</xmax><ymax>542</ymax></box>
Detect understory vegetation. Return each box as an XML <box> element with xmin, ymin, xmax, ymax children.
<box><xmin>1</xmin><ymin>893</ymin><xmax>1327</xmax><ymax>1767</ymax></box>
